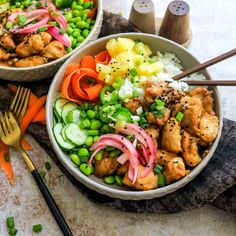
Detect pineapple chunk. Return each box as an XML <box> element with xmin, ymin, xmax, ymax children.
<box><xmin>133</xmin><ymin>42</ymin><xmax>152</xmax><ymax>57</ymax></box>
<box><xmin>115</xmin><ymin>51</ymin><xmax>135</xmax><ymax>69</ymax></box>
<box><xmin>96</xmin><ymin>63</ymin><xmax>112</xmax><ymax>81</ymax></box>
<box><xmin>137</xmin><ymin>61</ymin><xmax>163</xmax><ymax>76</ymax></box>
<box><xmin>106</xmin><ymin>39</ymin><xmax>119</xmax><ymax>58</ymax></box>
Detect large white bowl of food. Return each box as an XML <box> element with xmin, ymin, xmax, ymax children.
<box><xmin>0</xmin><ymin>0</ymin><xmax>102</xmax><ymax>81</ymax></box>
<box><xmin>46</xmin><ymin>33</ymin><xmax>222</xmax><ymax>200</ymax></box>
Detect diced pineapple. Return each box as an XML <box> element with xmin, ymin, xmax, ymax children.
<box><xmin>115</xmin><ymin>51</ymin><xmax>135</xmax><ymax>69</ymax></box>
<box><xmin>133</xmin><ymin>42</ymin><xmax>152</xmax><ymax>57</ymax></box>
<box><xmin>137</xmin><ymin>61</ymin><xmax>163</xmax><ymax>76</ymax></box>
<box><xmin>106</xmin><ymin>39</ymin><xmax>119</xmax><ymax>58</ymax></box>
<box><xmin>96</xmin><ymin>63</ymin><xmax>112</xmax><ymax>81</ymax></box>
<box><xmin>116</xmin><ymin>38</ymin><xmax>135</xmax><ymax>53</ymax></box>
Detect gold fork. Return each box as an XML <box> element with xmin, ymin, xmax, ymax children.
<box><xmin>0</xmin><ymin>112</ymin><xmax>72</xmax><ymax>236</ymax></box>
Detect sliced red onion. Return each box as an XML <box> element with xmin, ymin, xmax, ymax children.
<box><xmin>117</xmin><ymin>153</ymin><xmax>128</xmax><ymax>164</ymax></box>
<box><xmin>47</xmin><ymin>26</ymin><xmax>71</xmax><ymax>47</ymax></box>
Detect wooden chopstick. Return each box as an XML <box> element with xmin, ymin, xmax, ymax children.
<box><xmin>181</xmin><ymin>80</ymin><xmax>236</xmax><ymax>86</ymax></box>
<box><xmin>172</xmin><ymin>48</ymin><xmax>236</xmax><ymax>81</ymax></box>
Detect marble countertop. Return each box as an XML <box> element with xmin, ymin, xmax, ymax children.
<box><xmin>0</xmin><ymin>0</ymin><xmax>236</xmax><ymax>235</ymax></box>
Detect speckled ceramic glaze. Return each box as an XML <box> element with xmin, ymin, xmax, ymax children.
<box><xmin>0</xmin><ymin>0</ymin><xmax>103</xmax><ymax>81</ymax></box>
<box><xmin>46</xmin><ymin>33</ymin><xmax>222</xmax><ymax>200</ymax></box>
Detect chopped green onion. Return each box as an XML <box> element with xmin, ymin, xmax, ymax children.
<box><xmin>149</xmin><ymin>102</ymin><xmax>156</xmax><ymax>111</ymax></box>
<box><xmin>6</xmin><ymin>21</ymin><xmax>13</xmax><ymax>29</ymax></box>
<box><xmin>17</xmin><ymin>14</ymin><xmax>26</xmax><ymax>26</ymax></box>
<box><xmin>153</xmin><ymin>164</ymin><xmax>163</xmax><ymax>174</ymax></box>
<box><xmin>38</xmin><ymin>26</ymin><xmax>48</xmax><ymax>32</ymax></box>
<box><xmin>153</xmin><ymin>110</ymin><xmax>165</xmax><ymax>118</ymax></box>
<box><xmin>32</xmin><ymin>224</ymin><xmax>42</xmax><ymax>232</ymax></box>
<box><xmin>176</xmin><ymin>111</ymin><xmax>184</xmax><ymax>122</ymax></box>
<box><xmin>36</xmin><ymin>2</ymin><xmax>42</xmax><ymax>8</ymax></box>
<box><xmin>130</xmin><ymin>68</ymin><xmax>137</xmax><ymax>78</ymax></box>
<box><xmin>139</xmin><ymin>116</ymin><xmax>147</xmax><ymax>125</ymax></box>
<box><xmin>158</xmin><ymin>175</ymin><xmax>166</xmax><ymax>187</ymax></box>
<box><xmin>7</xmin><ymin>216</ymin><xmax>15</xmax><ymax>228</ymax></box>
<box><xmin>95</xmin><ymin>150</ymin><xmax>104</xmax><ymax>161</ymax></box>
<box><xmin>44</xmin><ymin>162</ymin><xmax>51</xmax><ymax>170</ymax></box>
<box><xmin>59</xmin><ymin>28</ymin><xmax>65</xmax><ymax>34</ymax></box>
<box><xmin>4</xmin><ymin>153</ymin><xmax>10</xmax><ymax>162</ymax></box>
<box><xmin>8</xmin><ymin>227</ymin><xmax>17</xmax><ymax>235</ymax></box>
<box><xmin>155</xmin><ymin>98</ymin><xmax>165</xmax><ymax>108</ymax></box>
<box><xmin>39</xmin><ymin>170</ymin><xmax>46</xmax><ymax>179</ymax></box>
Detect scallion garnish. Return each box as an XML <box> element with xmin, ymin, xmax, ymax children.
<box><xmin>39</xmin><ymin>26</ymin><xmax>48</xmax><ymax>32</ymax></box>
<box><xmin>44</xmin><ymin>162</ymin><xmax>51</xmax><ymax>170</ymax></box>
<box><xmin>155</xmin><ymin>98</ymin><xmax>165</xmax><ymax>108</ymax></box>
<box><xmin>158</xmin><ymin>175</ymin><xmax>166</xmax><ymax>187</ymax></box>
<box><xmin>153</xmin><ymin>109</ymin><xmax>165</xmax><ymax>118</ymax></box>
<box><xmin>59</xmin><ymin>28</ymin><xmax>65</xmax><ymax>34</ymax></box>
<box><xmin>17</xmin><ymin>14</ymin><xmax>26</xmax><ymax>26</ymax></box>
<box><xmin>32</xmin><ymin>224</ymin><xmax>42</xmax><ymax>232</ymax></box>
<box><xmin>129</xmin><ymin>68</ymin><xmax>137</xmax><ymax>78</ymax></box>
<box><xmin>4</xmin><ymin>153</ymin><xmax>10</xmax><ymax>162</ymax></box>
<box><xmin>176</xmin><ymin>111</ymin><xmax>184</xmax><ymax>122</ymax></box>
<box><xmin>7</xmin><ymin>216</ymin><xmax>15</xmax><ymax>228</ymax></box>
<box><xmin>154</xmin><ymin>164</ymin><xmax>163</xmax><ymax>174</ymax></box>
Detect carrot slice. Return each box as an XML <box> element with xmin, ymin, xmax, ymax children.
<box><xmin>32</xmin><ymin>107</ymin><xmax>46</xmax><ymax>123</ymax></box>
<box><xmin>65</xmin><ymin>64</ymin><xmax>80</xmax><ymax>78</ymax></box>
<box><xmin>20</xmin><ymin>95</ymin><xmax>47</xmax><ymax>135</ymax></box>
<box><xmin>84</xmin><ymin>83</ymin><xmax>103</xmax><ymax>100</ymax></box>
<box><xmin>87</xmin><ymin>7</ymin><xmax>97</xmax><ymax>20</ymax></box>
<box><xmin>80</xmin><ymin>55</ymin><xmax>96</xmax><ymax>70</ymax></box>
<box><xmin>0</xmin><ymin>141</ymin><xmax>14</xmax><ymax>185</ymax></box>
<box><xmin>22</xmin><ymin>138</ymin><xmax>33</xmax><ymax>151</ymax></box>
<box><xmin>95</xmin><ymin>50</ymin><xmax>111</xmax><ymax>65</ymax></box>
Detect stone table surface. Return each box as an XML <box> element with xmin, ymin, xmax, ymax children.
<box><xmin>0</xmin><ymin>0</ymin><xmax>236</xmax><ymax>235</ymax></box>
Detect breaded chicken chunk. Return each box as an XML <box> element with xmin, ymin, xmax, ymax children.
<box><xmin>122</xmin><ymin>165</ymin><xmax>158</xmax><ymax>190</ymax></box>
<box><xmin>0</xmin><ymin>33</ymin><xmax>16</xmax><ymax>49</ymax></box>
<box><xmin>40</xmin><ymin>32</ymin><xmax>52</xmax><ymax>46</ymax></box>
<box><xmin>181</xmin><ymin>131</ymin><xmax>201</xmax><ymax>167</ymax></box>
<box><xmin>28</xmin><ymin>34</ymin><xmax>45</xmax><ymax>53</ymax></box>
<box><xmin>147</xmin><ymin>109</ymin><xmax>170</xmax><ymax>126</ymax></box>
<box><xmin>145</xmin><ymin>126</ymin><xmax>160</xmax><ymax>149</ymax></box>
<box><xmin>161</xmin><ymin>118</ymin><xmax>182</xmax><ymax>153</ymax></box>
<box><xmin>14</xmin><ymin>56</ymin><xmax>47</xmax><ymax>67</ymax></box>
<box><xmin>116</xmin><ymin>161</ymin><xmax>129</xmax><ymax>175</ymax></box>
<box><xmin>16</xmin><ymin>42</ymin><xmax>33</xmax><ymax>58</ymax></box>
<box><xmin>156</xmin><ymin>149</ymin><xmax>177</xmax><ymax>166</ymax></box>
<box><xmin>41</xmin><ymin>41</ymin><xmax>66</xmax><ymax>59</ymax></box>
<box><xmin>124</xmin><ymin>98</ymin><xmax>142</xmax><ymax>114</ymax></box>
<box><xmin>0</xmin><ymin>46</ymin><xmax>11</xmax><ymax>60</ymax></box>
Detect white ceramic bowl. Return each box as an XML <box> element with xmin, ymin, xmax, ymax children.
<box><xmin>0</xmin><ymin>0</ymin><xmax>103</xmax><ymax>81</ymax></box>
<box><xmin>46</xmin><ymin>33</ymin><xmax>222</xmax><ymax>200</ymax></box>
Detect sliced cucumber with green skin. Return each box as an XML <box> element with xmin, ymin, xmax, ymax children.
<box><xmin>54</xmin><ymin>98</ymin><xmax>70</xmax><ymax>119</ymax></box>
<box><xmin>66</xmin><ymin>109</ymin><xmax>81</xmax><ymax>123</ymax></box>
<box><xmin>53</xmin><ymin>107</ymin><xmax>61</xmax><ymax>122</ymax></box>
<box><xmin>62</xmin><ymin>102</ymin><xmax>78</xmax><ymax>124</ymax></box>
<box><xmin>53</xmin><ymin>123</ymin><xmax>76</xmax><ymax>150</ymax></box>
<box><xmin>64</xmin><ymin>123</ymin><xmax>87</xmax><ymax>146</ymax></box>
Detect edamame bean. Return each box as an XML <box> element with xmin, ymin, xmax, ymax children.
<box><xmin>78</xmin><ymin>147</ymin><xmax>89</xmax><ymax>157</ymax></box>
<box><xmin>104</xmin><ymin>176</ymin><xmax>115</xmax><ymax>185</ymax></box>
<box><xmin>81</xmin><ymin>118</ymin><xmax>91</xmax><ymax>128</ymax></box>
<box><xmin>79</xmin><ymin>163</ymin><xmax>92</xmax><ymax>176</ymax></box>
<box><xmin>70</xmin><ymin>154</ymin><xmax>81</xmax><ymax>166</ymax></box>
<box><xmin>93</xmin><ymin>136</ymin><xmax>100</xmax><ymax>142</ymax></box>
<box><xmin>114</xmin><ymin>175</ymin><xmax>123</xmax><ymax>186</ymax></box>
<box><xmin>87</xmin><ymin>130</ymin><xmax>99</xmax><ymax>136</ymax></box>
<box><xmin>87</xmin><ymin>110</ymin><xmax>95</xmax><ymax>119</ymax></box>
<box><xmin>85</xmin><ymin>136</ymin><xmax>93</xmax><ymax>146</ymax></box>
<box><xmin>95</xmin><ymin>150</ymin><xmax>103</xmax><ymax>160</ymax></box>
<box><xmin>90</xmin><ymin>120</ymin><xmax>102</xmax><ymax>130</ymax></box>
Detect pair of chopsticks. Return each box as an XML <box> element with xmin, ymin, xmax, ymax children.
<box><xmin>172</xmin><ymin>48</ymin><xmax>236</xmax><ymax>86</ymax></box>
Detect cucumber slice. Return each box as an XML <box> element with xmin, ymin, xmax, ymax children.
<box><xmin>54</xmin><ymin>98</ymin><xmax>70</xmax><ymax>119</ymax></box>
<box><xmin>53</xmin><ymin>107</ymin><xmax>61</xmax><ymax>122</ymax></box>
<box><xmin>66</xmin><ymin>109</ymin><xmax>81</xmax><ymax>123</ymax></box>
<box><xmin>64</xmin><ymin>123</ymin><xmax>87</xmax><ymax>146</ymax></box>
<box><xmin>62</xmin><ymin>102</ymin><xmax>78</xmax><ymax>124</ymax></box>
<box><xmin>53</xmin><ymin>123</ymin><xmax>75</xmax><ymax>150</ymax></box>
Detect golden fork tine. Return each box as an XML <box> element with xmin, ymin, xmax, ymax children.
<box><xmin>16</xmin><ymin>89</ymin><xmax>30</xmax><ymax>124</ymax></box>
<box><xmin>0</xmin><ymin>111</ymin><xmax>9</xmax><ymax>135</ymax></box>
<box><xmin>12</xmin><ymin>87</ymin><xmax>24</xmax><ymax>115</ymax></box>
<box><xmin>9</xmin><ymin>112</ymin><xmax>19</xmax><ymax>131</ymax></box>
<box><xmin>9</xmin><ymin>86</ymin><xmax>21</xmax><ymax>112</ymax></box>
<box><xmin>5</xmin><ymin>112</ymin><xmax>13</xmax><ymax>132</ymax></box>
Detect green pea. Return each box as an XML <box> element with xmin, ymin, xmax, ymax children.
<box><xmin>65</xmin><ymin>12</ymin><xmax>73</xmax><ymax>21</ymax></box>
<box><xmin>85</xmin><ymin>136</ymin><xmax>93</xmax><ymax>146</ymax></box>
<box><xmin>72</xmin><ymin>10</ymin><xmax>80</xmax><ymax>17</ymax></box>
<box><xmin>76</xmin><ymin>21</ymin><xmax>86</xmax><ymax>29</ymax></box>
<box><xmin>79</xmin><ymin>163</ymin><xmax>92</xmax><ymax>176</ymax></box>
<box><xmin>82</xmin><ymin>29</ymin><xmax>89</xmax><ymax>38</ymax></box>
<box><xmin>77</xmin><ymin>35</ymin><xmax>84</xmax><ymax>43</ymax></box>
<box><xmin>83</xmin><ymin>1</ymin><xmax>90</xmax><ymax>9</ymax></box>
<box><xmin>67</xmin><ymin>47</ymin><xmax>73</xmax><ymax>53</ymax></box>
<box><xmin>85</xmin><ymin>22</ymin><xmax>90</xmax><ymax>29</ymax></box>
<box><xmin>69</xmin><ymin>36</ymin><xmax>74</xmax><ymax>42</ymax></box>
<box><xmin>70</xmin><ymin>154</ymin><xmax>81</xmax><ymax>166</ymax></box>
<box><xmin>23</xmin><ymin>0</ymin><xmax>31</xmax><ymax>7</ymax></box>
<box><xmin>80</xmin><ymin>110</ymin><xmax>87</xmax><ymax>117</ymax></box>
<box><xmin>71</xmin><ymin>1</ymin><xmax>78</xmax><ymax>9</ymax></box>
<box><xmin>72</xmin><ymin>38</ymin><xmax>77</xmax><ymax>47</ymax></box>
<box><xmin>114</xmin><ymin>175</ymin><xmax>123</xmax><ymax>186</ymax></box>
<box><xmin>72</xmin><ymin>17</ymin><xmax>82</xmax><ymax>23</ymax></box>
<box><xmin>76</xmin><ymin>43</ymin><xmax>81</xmax><ymax>48</ymax></box>
<box><xmin>86</xmin><ymin>18</ymin><xmax>92</xmax><ymax>24</ymax></box>
<box><xmin>15</xmin><ymin>2</ymin><xmax>21</xmax><ymax>7</ymax></box>
<box><xmin>10</xmin><ymin>6</ymin><xmax>16</xmax><ymax>10</ymax></box>
<box><xmin>87</xmin><ymin>130</ymin><xmax>99</xmax><ymax>136</ymax></box>
<box><xmin>87</xmin><ymin>110</ymin><xmax>95</xmax><ymax>119</ymax></box>
<box><xmin>67</xmin><ymin>26</ymin><xmax>73</xmax><ymax>34</ymax></box>
<box><xmin>82</xmin><ymin>102</ymin><xmax>89</xmax><ymax>110</ymax></box>
<box><xmin>93</xmin><ymin>136</ymin><xmax>99</xmax><ymax>142</ymax></box>
<box><xmin>78</xmin><ymin>0</ymin><xmax>84</xmax><ymax>5</ymax></box>
<box><xmin>73</xmin><ymin>5</ymin><xmax>83</xmax><ymax>11</ymax></box>
<box><xmin>70</xmin><ymin>22</ymin><xmax>76</xmax><ymax>28</ymax></box>
<box><xmin>73</xmin><ymin>28</ymin><xmax>81</xmax><ymax>33</ymax></box>
<box><xmin>90</xmin><ymin>120</ymin><xmax>102</xmax><ymax>130</ymax></box>
<box><xmin>72</xmin><ymin>31</ymin><xmax>80</xmax><ymax>37</ymax></box>
<box><xmin>95</xmin><ymin>149</ymin><xmax>103</xmax><ymax>160</ymax></box>
<box><xmin>104</xmin><ymin>176</ymin><xmax>115</xmax><ymax>185</ymax></box>
<box><xmin>78</xmin><ymin>148</ymin><xmax>89</xmax><ymax>157</ymax></box>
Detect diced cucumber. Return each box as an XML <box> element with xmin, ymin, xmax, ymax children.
<box><xmin>53</xmin><ymin>123</ymin><xmax>76</xmax><ymax>150</ymax></box>
<box><xmin>66</xmin><ymin>109</ymin><xmax>81</xmax><ymax>123</ymax></box>
<box><xmin>62</xmin><ymin>102</ymin><xmax>78</xmax><ymax>124</ymax></box>
<box><xmin>54</xmin><ymin>98</ymin><xmax>70</xmax><ymax>119</ymax></box>
<box><xmin>64</xmin><ymin>123</ymin><xmax>87</xmax><ymax>146</ymax></box>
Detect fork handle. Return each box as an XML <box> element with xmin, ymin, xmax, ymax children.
<box><xmin>19</xmin><ymin>149</ymin><xmax>73</xmax><ymax>236</ymax></box>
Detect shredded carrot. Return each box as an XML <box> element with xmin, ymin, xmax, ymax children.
<box><xmin>65</xmin><ymin>64</ymin><xmax>80</xmax><ymax>78</ymax></box>
<box><xmin>0</xmin><ymin>141</ymin><xmax>14</xmax><ymax>185</ymax></box>
<box><xmin>32</xmin><ymin>107</ymin><xmax>46</xmax><ymax>123</ymax></box>
<box><xmin>87</xmin><ymin>7</ymin><xmax>97</xmax><ymax>20</ymax></box>
<box><xmin>84</xmin><ymin>83</ymin><xmax>103</xmax><ymax>100</ymax></box>
<box><xmin>20</xmin><ymin>95</ymin><xmax>47</xmax><ymax>135</ymax></box>
<box><xmin>80</xmin><ymin>55</ymin><xmax>96</xmax><ymax>70</ymax></box>
<box><xmin>95</xmin><ymin>50</ymin><xmax>111</xmax><ymax>65</ymax></box>
<box><xmin>22</xmin><ymin>138</ymin><xmax>33</xmax><ymax>151</ymax></box>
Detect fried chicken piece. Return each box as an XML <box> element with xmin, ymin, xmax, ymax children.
<box><xmin>143</xmin><ymin>80</ymin><xmax>167</xmax><ymax>104</ymax></box>
<box><xmin>190</xmin><ymin>87</ymin><xmax>215</xmax><ymax>115</ymax></box>
<box><xmin>198</xmin><ymin>112</ymin><xmax>219</xmax><ymax>143</ymax></box>
<box><xmin>181</xmin><ymin>131</ymin><xmax>201</xmax><ymax>167</ymax></box>
<box><xmin>124</xmin><ymin>98</ymin><xmax>142</xmax><ymax>114</ymax></box>
<box><xmin>0</xmin><ymin>61</ymin><xmax>10</xmax><ymax>66</ymax></box>
<box><xmin>156</xmin><ymin>149</ymin><xmax>177</xmax><ymax>166</ymax></box>
<box><xmin>0</xmin><ymin>46</ymin><xmax>11</xmax><ymax>60</ymax></box>
<box><xmin>145</xmin><ymin>126</ymin><xmax>160</xmax><ymax>148</ymax></box>
<box><xmin>16</xmin><ymin>42</ymin><xmax>33</xmax><ymax>58</ymax></box>
<box><xmin>40</xmin><ymin>32</ymin><xmax>52</xmax><ymax>46</ymax></box>
<box><xmin>161</xmin><ymin>118</ymin><xmax>182</xmax><ymax>153</ymax></box>
<box><xmin>28</xmin><ymin>34</ymin><xmax>45</xmax><ymax>53</ymax></box>
<box><xmin>14</xmin><ymin>56</ymin><xmax>47</xmax><ymax>67</ymax></box>
<box><xmin>41</xmin><ymin>41</ymin><xmax>66</xmax><ymax>60</ymax></box>
<box><xmin>147</xmin><ymin>108</ymin><xmax>170</xmax><ymax>126</ymax></box>
<box><xmin>116</xmin><ymin>161</ymin><xmax>129</xmax><ymax>175</ymax></box>
<box><xmin>122</xmin><ymin>165</ymin><xmax>158</xmax><ymax>190</ymax></box>
<box><xmin>0</xmin><ymin>33</ymin><xmax>16</xmax><ymax>49</ymax></box>
<box><xmin>175</xmin><ymin>96</ymin><xmax>203</xmax><ymax>136</ymax></box>
<box><xmin>164</xmin><ymin>157</ymin><xmax>188</xmax><ymax>184</ymax></box>
<box><xmin>94</xmin><ymin>154</ymin><xmax>119</xmax><ymax>177</ymax></box>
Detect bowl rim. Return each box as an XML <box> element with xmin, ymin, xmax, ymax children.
<box><xmin>0</xmin><ymin>0</ymin><xmax>103</xmax><ymax>71</ymax></box>
<box><xmin>46</xmin><ymin>32</ymin><xmax>223</xmax><ymax>200</ymax></box>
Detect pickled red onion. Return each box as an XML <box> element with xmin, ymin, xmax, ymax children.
<box><xmin>47</xmin><ymin>26</ymin><xmax>71</xmax><ymax>47</ymax></box>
